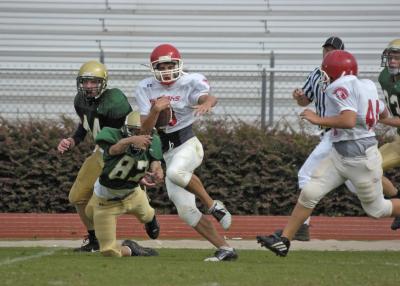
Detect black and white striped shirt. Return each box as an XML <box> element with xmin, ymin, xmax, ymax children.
<box><xmin>302</xmin><ymin>67</ymin><xmax>327</xmax><ymax>118</ymax></box>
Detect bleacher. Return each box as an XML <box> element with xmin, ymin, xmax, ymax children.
<box><xmin>0</xmin><ymin>0</ymin><xmax>399</xmax><ymax>124</ymax></box>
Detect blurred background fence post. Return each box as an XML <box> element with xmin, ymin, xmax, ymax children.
<box><xmin>269</xmin><ymin>51</ymin><xmax>275</xmax><ymax>127</ymax></box>
<box><xmin>260</xmin><ymin>67</ymin><xmax>267</xmax><ymax>129</ymax></box>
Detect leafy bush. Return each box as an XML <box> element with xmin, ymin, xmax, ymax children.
<box><xmin>1</xmin><ymin>117</ymin><xmax>395</xmax><ymax>216</ymax></box>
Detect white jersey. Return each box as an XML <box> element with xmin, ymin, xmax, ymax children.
<box><xmin>135</xmin><ymin>73</ymin><xmax>210</xmax><ymax>133</ymax></box>
<box><xmin>324</xmin><ymin>75</ymin><xmax>385</xmax><ymax>142</ymax></box>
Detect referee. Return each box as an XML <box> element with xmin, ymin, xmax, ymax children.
<box><xmin>290</xmin><ymin>36</ymin><xmax>350</xmax><ymax>241</ymax></box>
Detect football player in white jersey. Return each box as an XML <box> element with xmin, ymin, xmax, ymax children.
<box><xmin>135</xmin><ymin>43</ymin><xmax>237</xmax><ymax>262</ymax></box>
<box><xmin>257</xmin><ymin>50</ymin><xmax>400</xmax><ymax>257</ymax></box>
<box><xmin>289</xmin><ymin>36</ymin><xmax>353</xmax><ymax>241</ymax></box>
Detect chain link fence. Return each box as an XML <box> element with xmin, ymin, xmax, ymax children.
<box><xmin>0</xmin><ymin>66</ymin><xmax>382</xmax><ymax>132</ymax></box>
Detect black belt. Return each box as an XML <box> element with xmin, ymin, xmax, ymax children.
<box><xmin>159</xmin><ymin>124</ymin><xmax>195</xmax><ymax>152</ymax></box>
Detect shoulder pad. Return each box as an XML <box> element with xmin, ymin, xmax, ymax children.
<box><xmin>98</xmin><ymin>88</ymin><xmax>132</xmax><ymax>118</ymax></box>
<box><xmin>95</xmin><ymin>127</ymin><xmax>122</xmax><ymax>147</ymax></box>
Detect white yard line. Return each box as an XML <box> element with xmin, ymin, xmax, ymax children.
<box><xmin>0</xmin><ymin>249</ymin><xmax>57</xmax><ymax>266</ymax></box>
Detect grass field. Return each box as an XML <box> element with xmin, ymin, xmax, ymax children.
<box><xmin>0</xmin><ymin>247</ymin><xmax>399</xmax><ymax>286</ymax></box>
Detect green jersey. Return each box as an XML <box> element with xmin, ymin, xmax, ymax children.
<box><xmin>379</xmin><ymin>68</ymin><xmax>400</xmax><ymax>134</ymax></box>
<box><xmin>95</xmin><ymin>127</ymin><xmax>163</xmax><ymax>190</ymax></box>
<box><xmin>73</xmin><ymin>88</ymin><xmax>132</xmax><ymax>142</ymax></box>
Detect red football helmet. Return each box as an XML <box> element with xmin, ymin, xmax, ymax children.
<box><xmin>150</xmin><ymin>44</ymin><xmax>183</xmax><ymax>84</ymax></box>
<box><xmin>321</xmin><ymin>50</ymin><xmax>358</xmax><ymax>87</ymax></box>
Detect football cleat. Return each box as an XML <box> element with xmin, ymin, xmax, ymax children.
<box><xmin>145</xmin><ymin>215</ymin><xmax>160</xmax><ymax>239</ymax></box>
<box><xmin>391</xmin><ymin>216</ymin><xmax>400</xmax><ymax>230</ymax></box>
<box><xmin>257</xmin><ymin>233</ymin><xmax>290</xmax><ymax>257</ymax></box>
<box><xmin>209</xmin><ymin>200</ymin><xmax>232</xmax><ymax>230</ymax></box>
<box><xmin>204</xmin><ymin>248</ymin><xmax>238</xmax><ymax>262</ymax></box>
<box><xmin>121</xmin><ymin>240</ymin><xmax>159</xmax><ymax>256</ymax></box>
<box><xmin>73</xmin><ymin>235</ymin><xmax>100</xmax><ymax>252</ymax></box>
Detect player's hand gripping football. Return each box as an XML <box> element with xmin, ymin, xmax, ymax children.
<box><xmin>151</xmin><ymin>96</ymin><xmax>173</xmax><ymax>128</ymax></box>
<box><xmin>151</xmin><ymin>96</ymin><xmax>170</xmax><ymax>113</ymax></box>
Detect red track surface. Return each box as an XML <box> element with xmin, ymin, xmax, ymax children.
<box><xmin>0</xmin><ymin>213</ymin><xmax>399</xmax><ymax>240</ymax></box>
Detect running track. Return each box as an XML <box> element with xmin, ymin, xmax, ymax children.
<box><xmin>0</xmin><ymin>214</ymin><xmax>399</xmax><ymax>240</ymax></box>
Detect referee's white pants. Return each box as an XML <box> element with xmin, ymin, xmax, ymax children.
<box><xmin>163</xmin><ymin>137</ymin><xmax>204</xmax><ymax>227</ymax></box>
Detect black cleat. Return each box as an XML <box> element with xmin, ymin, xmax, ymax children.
<box><xmin>257</xmin><ymin>233</ymin><xmax>290</xmax><ymax>257</ymax></box>
<box><xmin>204</xmin><ymin>248</ymin><xmax>238</xmax><ymax>262</ymax></box>
<box><xmin>73</xmin><ymin>236</ymin><xmax>100</xmax><ymax>252</ymax></box>
<box><xmin>391</xmin><ymin>216</ymin><xmax>400</xmax><ymax>230</ymax></box>
<box><xmin>145</xmin><ymin>215</ymin><xmax>160</xmax><ymax>239</ymax></box>
<box><xmin>121</xmin><ymin>240</ymin><xmax>159</xmax><ymax>256</ymax></box>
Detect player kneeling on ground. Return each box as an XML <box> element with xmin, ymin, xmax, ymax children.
<box><xmin>85</xmin><ymin>111</ymin><xmax>162</xmax><ymax>257</ymax></box>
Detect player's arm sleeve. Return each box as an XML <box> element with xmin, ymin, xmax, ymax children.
<box><xmin>135</xmin><ymin>85</ymin><xmax>160</xmax><ymax>134</ymax></box>
<box><xmin>71</xmin><ymin>96</ymin><xmax>87</xmax><ymax>145</ymax></box>
<box><xmin>188</xmin><ymin>74</ymin><xmax>211</xmax><ymax>105</ymax></box>
<box><xmin>72</xmin><ymin>122</ymin><xmax>87</xmax><ymax>146</ymax></box>
<box><xmin>332</xmin><ymin>86</ymin><xmax>357</xmax><ymax>113</ymax></box>
<box><xmin>95</xmin><ymin>127</ymin><xmax>120</xmax><ymax>150</ymax></box>
<box><xmin>302</xmin><ymin>68</ymin><xmax>320</xmax><ymax>101</ymax></box>
<box><xmin>148</xmin><ymin>134</ymin><xmax>163</xmax><ymax>162</ymax></box>
<box><xmin>134</xmin><ymin>85</ymin><xmax>152</xmax><ymax>116</ymax></box>
<box><xmin>378</xmin><ymin>99</ymin><xmax>390</xmax><ymax>120</ymax></box>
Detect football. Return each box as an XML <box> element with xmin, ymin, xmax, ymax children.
<box><xmin>155</xmin><ymin>106</ymin><xmax>173</xmax><ymax>129</ymax></box>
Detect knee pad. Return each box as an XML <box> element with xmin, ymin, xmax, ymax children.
<box><xmin>298</xmin><ymin>183</ymin><xmax>324</xmax><ymax>209</ymax></box>
<box><xmin>361</xmin><ymin>198</ymin><xmax>392</xmax><ymax>219</ymax></box>
<box><xmin>166</xmin><ymin>167</ymin><xmax>192</xmax><ymax>188</ymax></box>
<box><xmin>175</xmin><ymin>205</ymin><xmax>202</xmax><ymax>227</ymax></box>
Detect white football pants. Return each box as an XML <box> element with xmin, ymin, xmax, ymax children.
<box><xmin>163</xmin><ymin>137</ymin><xmax>204</xmax><ymax>227</ymax></box>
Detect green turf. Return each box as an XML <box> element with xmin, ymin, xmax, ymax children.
<box><xmin>0</xmin><ymin>248</ymin><xmax>399</xmax><ymax>286</ymax></box>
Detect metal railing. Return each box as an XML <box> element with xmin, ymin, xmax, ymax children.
<box><xmin>0</xmin><ymin>65</ymin><xmax>382</xmax><ymax>131</ymax></box>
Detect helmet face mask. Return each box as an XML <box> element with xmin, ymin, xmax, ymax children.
<box><xmin>152</xmin><ymin>61</ymin><xmax>182</xmax><ymax>83</ymax></box>
<box><xmin>150</xmin><ymin>44</ymin><xmax>183</xmax><ymax>84</ymax></box>
<box><xmin>319</xmin><ymin>69</ymin><xmax>331</xmax><ymax>92</ymax></box>
<box><xmin>122</xmin><ymin>111</ymin><xmax>141</xmax><ymax>137</ymax></box>
<box><xmin>77</xmin><ymin>60</ymin><xmax>108</xmax><ymax>102</ymax></box>
<box><xmin>381</xmin><ymin>39</ymin><xmax>400</xmax><ymax>76</ymax></box>
<box><xmin>77</xmin><ymin>77</ymin><xmax>106</xmax><ymax>99</ymax></box>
